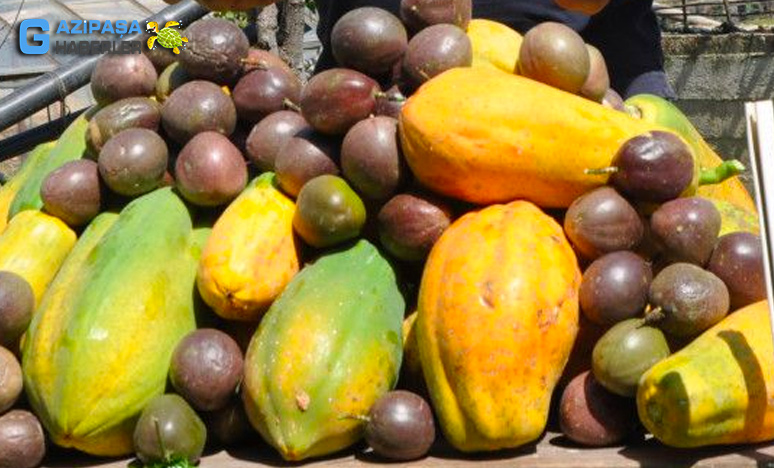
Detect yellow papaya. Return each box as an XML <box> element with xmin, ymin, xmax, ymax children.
<box><xmin>638</xmin><ymin>300</ymin><xmax>774</xmax><ymax>447</ymax></box>
<box><xmin>197</xmin><ymin>173</ymin><xmax>299</xmax><ymax>321</ymax></box>
<box><xmin>417</xmin><ymin>201</ymin><xmax>581</xmax><ymax>452</ymax></box>
<box><xmin>0</xmin><ymin>141</ymin><xmax>56</xmax><ymax>232</ymax></box>
<box><xmin>399</xmin><ymin>67</ymin><xmax>687</xmax><ymax>208</ymax></box>
<box><xmin>0</xmin><ymin>211</ymin><xmax>76</xmax><ymax>306</ymax></box>
<box><xmin>467</xmin><ymin>19</ymin><xmax>522</xmax><ymax>73</ymax></box>
<box><xmin>23</xmin><ymin>188</ymin><xmax>199</xmax><ymax>456</ymax></box>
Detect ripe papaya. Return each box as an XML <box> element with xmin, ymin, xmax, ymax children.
<box><xmin>638</xmin><ymin>300</ymin><xmax>774</xmax><ymax>447</ymax></box>
<box><xmin>399</xmin><ymin>67</ymin><xmax>687</xmax><ymax>208</ymax></box>
<box><xmin>9</xmin><ymin>107</ymin><xmax>97</xmax><ymax>218</ymax></box>
<box><xmin>417</xmin><ymin>201</ymin><xmax>581</xmax><ymax>452</ymax></box>
<box><xmin>197</xmin><ymin>173</ymin><xmax>299</xmax><ymax>321</ymax></box>
<box><xmin>0</xmin><ymin>141</ymin><xmax>55</xmax><ymax>231</ymax></box>
<box><xmin>467</xmin><ymin>19</ymin><xmax>522</xmax><ymax>74</ymax></box>
<box><xmin>242</xmin><ymin>240</ymin><xmax>404</xmax><ymax>461</ymax></box>
<box><xmin>0</xmin><ymin>210</ymin><xmax>76</xmax><ymax>306</ymax></box>
<box><xmin>23</xmin><ymin>188</ymin><xmax>199</xmax><ymax>456</ymax></box>
<box><xmin>625</xmin><ymin>94</ymin><xmax>756</xmax><ymax>213</ymax></box>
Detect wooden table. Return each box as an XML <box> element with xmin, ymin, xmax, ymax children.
<box><xmin>41</xmin><ymin>431</ymin><xmax>774</xmax><ymax>468</ymax></box>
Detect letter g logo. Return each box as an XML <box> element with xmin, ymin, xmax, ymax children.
<box><xmin>19</xmin><ymin>19</ymin><xmax>49</xmax><ymax>55</ymax></box>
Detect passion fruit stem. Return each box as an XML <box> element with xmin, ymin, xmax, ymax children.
<box><xmin>699</xmin><ymin>160</ymin><xmax>746</xmax><ymax>186</ymax></box>
<box><xmin>283</xmin><ymin>98</ymin><xmax>302</xmax><ymax>113</ymax></box>
<box><xmin>375</xmin><ymin>91</ymin><xmax>407</xmax><ymax>103</ymax></box>
<box><xmin>584</xmin><ymin>166</ymin><xmax>620</xmax><ymax>176</ymax></box>
<box><xmin>642</xmin><ymin>306</ymin><xmax>665</xmax><ymax>326</ymax></box>
<box><xmin>239</xmin><ymin>57</ymin><xmax>269</xmax><ymax>71</ymax></box>
<box><xmin>153</xmin><ymin>417</ymin><xmax>171</xmax><ymax>463</ymax></box>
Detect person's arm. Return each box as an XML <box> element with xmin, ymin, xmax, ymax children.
<box><xmin>554</xmin><ymin>0</ymin><xmax>611</xmax><ymax>15</ymax></box>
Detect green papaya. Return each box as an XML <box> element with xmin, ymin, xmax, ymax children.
<box><xmin>23</xmin><ymin>188</ymin><xmax>199</xmax><ymax>456</ymax></box>
<box><xmin>0</xmin><ymin>141</ymin><xmax>55</xmax><ymax>230</ymax></box>
<box><xmin>243</xmin><ymin>240</ymin><xmax>405</xmax><ymax>461</ymax></box>
<box><xmin>638</xmin><ymin>300</ymin><xmax>774</xmax><ymax>447</ymax></box>
<box><xmin>625</xmin><ymin>94</ymin><xmax>756</xmax><ymax>214</ymax></box>
<box><xmin>9</xmin><ymin>107</ymin><xmax>97</xmax><ymax>218</ymax></box>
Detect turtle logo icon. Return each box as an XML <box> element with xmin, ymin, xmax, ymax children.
<box><xmin>146</xmin><ymin>21</ymin><xmax>187</xmax><ymax>54</ymax></box>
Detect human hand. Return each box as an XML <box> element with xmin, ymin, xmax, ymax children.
<box><xmin>554</xmin><ymin>0</ymin><xmax>611</xmax><ymax>15</ymax></box>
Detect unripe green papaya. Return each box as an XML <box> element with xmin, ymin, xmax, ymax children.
<box><xmin>9</xmin><ymin>107</ymin><xmax>97</xmax><ymax>218</ymax></box>
<box><xmin>0</xmin><ymin>141</ymin><xmax>55</xmax><ymax>230</ymax></box>
<box><xmin>243</xmin><ymin>240</ymin><xmax>405</xmax><ymax>461</ymax></box>
<box><xmin>23</xmin><ymin>188</ymin><xmax>199</xmax><ymax>456</ymax></box>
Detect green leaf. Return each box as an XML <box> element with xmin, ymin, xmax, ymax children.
<box><xmin>140</xmin><ymin>456</ymin><xmax>197</xmax><ymax>468</ymax></box>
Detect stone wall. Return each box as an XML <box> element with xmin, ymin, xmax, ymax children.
<box><xmin>663</xmin><ymin>33</ymin><xmax>774</xmax><ymax>169</ymax></box>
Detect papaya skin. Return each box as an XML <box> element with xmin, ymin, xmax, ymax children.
<box><xmin>197</xmin><ymin>173</ymin><xmax>299</xmax><ymax>322</ymax></box>
<box><xmin>242</xmin><ymin>240</ymin><xmax>404</xmax><ymax>461</ymax></box>
<box><xmin>417</xmin><ymin>200</ymin><xmax>581</xmax><ymax>452</ymax></box>
<box><xmin>638</xmin><ymin>300</ymin><xmax>774</xmax><ymax>448</ymax></box>
<box><xmin>399</xmin><ymin>67</ymin><xmax>690</xmax><ymax>208</ymax></box>
<box><xmin>467</xmin><ymin>19</ymin><xmax>522</xmax><ymax>74</ymax></box>
<box><xmin>625</xmin><ymin>94</ymin><xmax>756</xmax><ymax>214</ymax></box>
<box><xmin>712</xmin><ymin>198</ymin><xmax>760</xmax><ymax>236</ymax></box>
<box><xmin>23</xmin><ymin>189</ymin><xmax>199</xmax><ymax>456</ymax></box>
<box><xmin>0</xmin><ymin>141</ymin><xmax>55</xmax><ymax>232</ymax></box>
<box><xmin>9</xmin><ymin>107</ymin><xmax>98</xmax><ymax>218</ymax></box>
<box><xmin>0</xmin><ymin>211</ymin><xmax>76</xmax><ymax>306</ymax></box>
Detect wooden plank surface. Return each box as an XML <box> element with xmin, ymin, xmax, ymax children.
<box><xmin>41</xmin><ymin>431</ymin><xmax>774</xmax><ymax>468</ymax></box>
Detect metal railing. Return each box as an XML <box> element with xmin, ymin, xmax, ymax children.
<box><xmin>654</xmin><ymin>0</ymin><xmax>774</xmax><ymax>32</ymax></box>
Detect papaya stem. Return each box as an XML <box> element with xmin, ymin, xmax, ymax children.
<box><xmin>283</xmin><ymin>98</ymin><xmax>301</xmax><ymax>113</ymax></box>
<box><xmin>699</xmin><ymin>159</ymin><xmax>746</xmax><ymax>186</ymax></box>
<box><xmin>624</xmin><ymin>104</ymin><xmax>642</xmax><ymax>119</ymax></box>
<box><xmin>584</xmin><ymin>166</ymin><xmax>619</xmax><ymax>176</ymax></box>
<box><xmin>338</xmin><ymin>412</ymin><xmax>371</xmax><ymax>423</ymax></box>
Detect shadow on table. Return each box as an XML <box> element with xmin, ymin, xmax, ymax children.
<box><xmin>225</xmin><ymin>439</ymin><xmax>369</xmax><ymax>467</ymax></box>
<box><xmin>43</xmin><ymin>445</ymin><xmax>127</xmax><ymax>468</ymax></box>
<box><xmin>353</xmin><ymin>434</ymin><xmax>538</xmax><ymax>465</ymax></box>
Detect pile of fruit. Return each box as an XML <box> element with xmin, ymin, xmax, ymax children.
<box><xmin>0</xmin><ymin>0</ymin><xmax>769</xmax><ymax>466</ymax></box>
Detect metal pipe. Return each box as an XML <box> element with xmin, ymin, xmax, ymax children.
<box><xmin>0</xmin><ymin>107</ymin><xmax>87</xmax><ymax>162</ymax></box>
<box><xmin>0</xmin><ymin>0</ymin><xmax>209</xmax><ymax>133</ymax></box>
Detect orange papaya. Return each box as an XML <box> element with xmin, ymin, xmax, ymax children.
<box><xmin>417</xmin><ymin>200</ymin><xmax>581</xmax><ymax>452</ymax></box>
<box><xmin>399</xmin><ymin>67</ymin><xmax>691</xmax><ymax>208</ymax></box>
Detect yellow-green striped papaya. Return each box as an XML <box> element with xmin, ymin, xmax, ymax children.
<box><xmin>242</xmin><ymin>240</ymin><xmax>404</xmax><ymax>461</ymax></box>
<box><xmin>23</xmin><ymin>188</ymin><xmax>200</xmax><ymax>456</ymax></box>
<box><xmin>638</xmin><ymin>300</ymin><xmax>774</xmax><ymax>448</ymax></box>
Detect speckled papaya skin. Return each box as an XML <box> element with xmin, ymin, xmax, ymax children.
<box><xmin>398</xmin><ymin>67</ymin><xmax>683</xmax><ymax>208</ymax></box>
<box><xmin>417</xmin><ymin>201</ymin><xmax>581</xmax><ymax>452</ymax></box>
<box><xmin>242</xmin><ymin>240</ymin><xmax>404</xmax><ymax>461</ymax></box>
<box><xmin>197</xmin><ymin>173</ymin><xmax>299</xmax><ymax>322</ymax></box>
<box><xmin>22</xmin><ymin>188</ymin><xmax>199</xmax><ymax>456</ymax></box>
<box><xmin>638</xmin><ymin>300</ymin><xmax>774</xmax><ymax>448</ymax></box>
